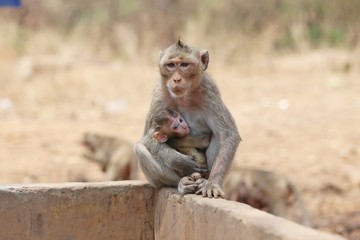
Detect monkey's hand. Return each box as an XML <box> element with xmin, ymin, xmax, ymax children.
<box><xmin>195</xmin><ymin>180</ymin><xmax>225</xmax><ymax>199</ymax></box>
<box><xmin>170</xmin><ymin>153</ymin><xmax>208</xmax><ymax>176</ymax></box>
<box><xmin>178</xmin><ymin>175</ymin><xmax>198</xmax><ymax>195</ymax></box>
<box><xmin>178</xmin><ymin>172</ymin><xmax>205</xmax><ymax>195</ymax></box>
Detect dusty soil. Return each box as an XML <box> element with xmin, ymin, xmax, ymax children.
<box><xmin>0</xmin><ymin>49</ymin><xmax>359</xmax><ymax>239</ymax></box>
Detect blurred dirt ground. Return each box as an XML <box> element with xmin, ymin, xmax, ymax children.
<box><xmin>0</xmin><ymin>49</ymin><xmax>359</xmax><ymax>239</ymax></box>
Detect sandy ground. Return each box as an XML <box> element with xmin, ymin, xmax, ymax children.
<box><xmin>0</xmin><ymin>49</ymin><xmax>359</xmax><ymax>239</ymax></box>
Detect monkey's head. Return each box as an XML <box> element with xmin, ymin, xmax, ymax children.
<box><xmin>152</xmin><ymin>108</ymin><xmax>190</xmax><ymax>142</ymax></box>
<box><xmin>159</xmin><ymin>40</ymin><xmax>209</xmax><ymax>98</ymax></box>
<box><xmin>82</xmin><ymin>132</ymin><xmax>117</xmax><ymax>152</ymax></box>
<box><xmin>82</xmin><ymin>132</ymin><xmax>100</xmax><ymax>152</ymax></box>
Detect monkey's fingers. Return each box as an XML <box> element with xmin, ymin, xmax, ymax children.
<box><xmin>194</xmin><ymin>166</ymin><xmax>209</xmax><ymax>174</ymax></box>
<box><xmin>195</xmin><ymin>187</ymin><xmax>213</xmax><ymax>198</ymax></box>
<box><xmin>206</xmin><ymin>188</ymin><xmax>214</xmax><ymax>198</ymax></box>
<box><xmin>179</xmin><ymin>175</ymin><xmax>200</xmax><ymax>186</ymax></box>
<box><xmin>190</xmin><ymin>172</ymin><xmax>202</xmax><ymax>181</ymax></box>
<box><xmin>182</xmin><ymin>178</ymin><xmax>196</xmax><ymax>185</ymax></box>
<box><xmin>196</xmin><ymin>183</ymin><xmax>225</xmax><ymax>199</ymax></box>
<box><xmin>206</xmin><ymin>187</ymin><xmax>225</xmax><ymax>199</ymax></box>
<box><xmin>213</xmin><ymin>188</ymin><xmax>225</xmax><ymax>199</ymax></box>
<box><xmin>195</xmin><ymin>188</ymin><xmax>205</xmax><ymax>196</ymax></box>
<box><xmin>195</xmin><ymin>178</ymin><xmax>206</xmax><ymax>185</ymax></box>
<box><xmin>178</xmin><ymin>181</ymin><xmax>198</xmax><ymax>195</ymax></box>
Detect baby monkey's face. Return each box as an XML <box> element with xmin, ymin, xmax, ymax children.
<box><xmin>169</xmin><ymin>115</ymin><xmax>190</xmax><ymax>137</ymax></box>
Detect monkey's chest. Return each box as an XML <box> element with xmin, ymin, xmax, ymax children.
<box><xmin>178</xmin><ymin>110</ymin><xmax>210</xmax><ymax>135</ymax></box>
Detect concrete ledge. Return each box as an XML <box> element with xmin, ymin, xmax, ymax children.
<box><xmin>0</xmin><ymin>181</ymin><xmax>346</xmax><ymax>240</ymax></box>
<box><xmin>0</xmin><ymin>181</ymin><xmax>154</xmax><ymax>240</ymax></box>
<box><xmin>155</xmin><ymin>188</ymin><xmax>346</xmax><ymax>240</ymax></box>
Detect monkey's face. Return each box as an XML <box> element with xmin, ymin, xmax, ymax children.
<box><xmin>152</xmin><ymin>115</ymin><xmax>189</xmax><ymax>142</ymax></box>
<box><xmin>160</xmin><ymin>114</ymin><xmax>191</xmax><ymax>138</ymax></box>
<box><xmin>165</xmin><ymin>59</ymin><xmax>196</xmax><ymax>97</ymax></box>
<box><xmin>82</xmin><ymin>133</ymin><xmax>100</xmax><ymax>152</ymax></box>
<box><xmin>169</xmin><ymin>115</ymin><xmax>190</xmax><ymax>137</ymax></box>
<box><xmin>159</xmin><ymin>41</ymin><xmax>209</xmax><ymax>98</ymax></box>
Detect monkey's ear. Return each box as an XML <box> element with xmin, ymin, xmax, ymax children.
<box><xmin>200</xmin><ymin>50</ymin><xmax>209</xmax><ymax>71</ymax></box>
<box><xmin>152</xmin><ymin>132</ymin><xmax>168</xmax><ymax>143</ymax></box>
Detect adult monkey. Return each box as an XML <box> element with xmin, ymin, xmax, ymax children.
<box><xmin>134</xmin><ymin>40</ymin><xmax>241</xmax><ymax>198</ymax></box>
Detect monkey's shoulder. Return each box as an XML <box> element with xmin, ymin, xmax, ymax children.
<box><xmin>200</xmin><ymin>73</ymin><xmax>220</xmax><ymax>95</ymax></box>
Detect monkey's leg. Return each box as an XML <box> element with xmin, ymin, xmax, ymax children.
<box><xmin>195</xmin><ymin>138</ymin><xmax>227</xmax><ymax>198</ymax></box>
<box><xmin>134</xmin><ymin>142</ymin><xmax>180</xmax><ymax>188</ymax></box>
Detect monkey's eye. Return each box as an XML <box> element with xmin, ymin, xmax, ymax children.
<box><xmin>179</xmin><ymin>118</ymin><xmax>183</xmax><ymax>123</ymax></box>
<box><xmin>166</xmin><ymin>63</ymin><xmax>176</xmax><ymax>71</ymax></box>
<box><xmin>180</xmin><ymin>63</ymin><xmax>190</xmax><ymax>71</ymax></box>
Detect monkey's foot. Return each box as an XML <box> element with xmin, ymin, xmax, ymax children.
<box><xmin>195</xmin><ymin>181</ymin><xmax>225</xmax><ymax>199</ymax></box>
<box><xmin>177</xmin><ymin>172</ymin><xmax>206</xmax><ymax>195</ymax></box>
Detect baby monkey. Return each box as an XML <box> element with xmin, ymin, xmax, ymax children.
<box><xmin>151</xmin><ymin>108</ymin><xmax>210</xmax><ymax>175</ymax></box>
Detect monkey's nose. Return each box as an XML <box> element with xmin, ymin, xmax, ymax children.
<box><xmin>173</xmin><ymin>78</ymin><xmax>182</xmax><ymax>83</ymax></box>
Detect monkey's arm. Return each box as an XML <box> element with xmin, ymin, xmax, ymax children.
<box><xmin>135</xmin><ymin>134</ymin><xmax>207</xmax><ymax>189</ymax></box>
<box><xmin>134</xmin><ymin>141</ymin><xmax>180</xmax><ymax>187</ymax></box>
<box><xmin>196</xmin><ymin>96</ymin><xmax>241</xmax><ymax>198</ymax></box>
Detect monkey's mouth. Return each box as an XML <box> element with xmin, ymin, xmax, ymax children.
<box><xmin>170</xmin><ymin>86</ymin><xmax>186</xmax><ymax>97</ymax></box>
<box><xmin>178</xmin><ymin>127</ymin><xmax>190</xmax><ymax>137</ymax></box>
<box><xmin>183</xmin><ymin>127</ymin><xmax>190</xmax><ymax>136</ymax></box>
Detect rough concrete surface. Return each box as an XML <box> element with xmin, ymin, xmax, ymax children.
<box><xmin>0</xmin><ymin>181</ymin><xmax>154</xmax><ymax>240</ymax></box>
<box><xmin>155</xmin><ymin>188</ymin><xmax>347</xmax><ymax>240</ymax></box>
<box><xmin>0</xmin><ymin>181</ymin><xmax>347</xmax><ymax>240</ymax></box>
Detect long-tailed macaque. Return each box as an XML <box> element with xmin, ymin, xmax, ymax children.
<box><xmin>224</xmin><ymin>167</ymin><xmax>312</xmax><ymax>227</ymax></box>
<box><xmin>134</xmin><ymin>40</ymin><xmax>241</xmax><ymax>198</ymax></box>
<box><xmin>151</xmin><ymin>108</ymin><xmax>209</xmax><ymax>171</ymax></box>
<box><xmin>82</xmin><ymin>132</ymin><xmax>138</xmax><ymax>181</ymax></box>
